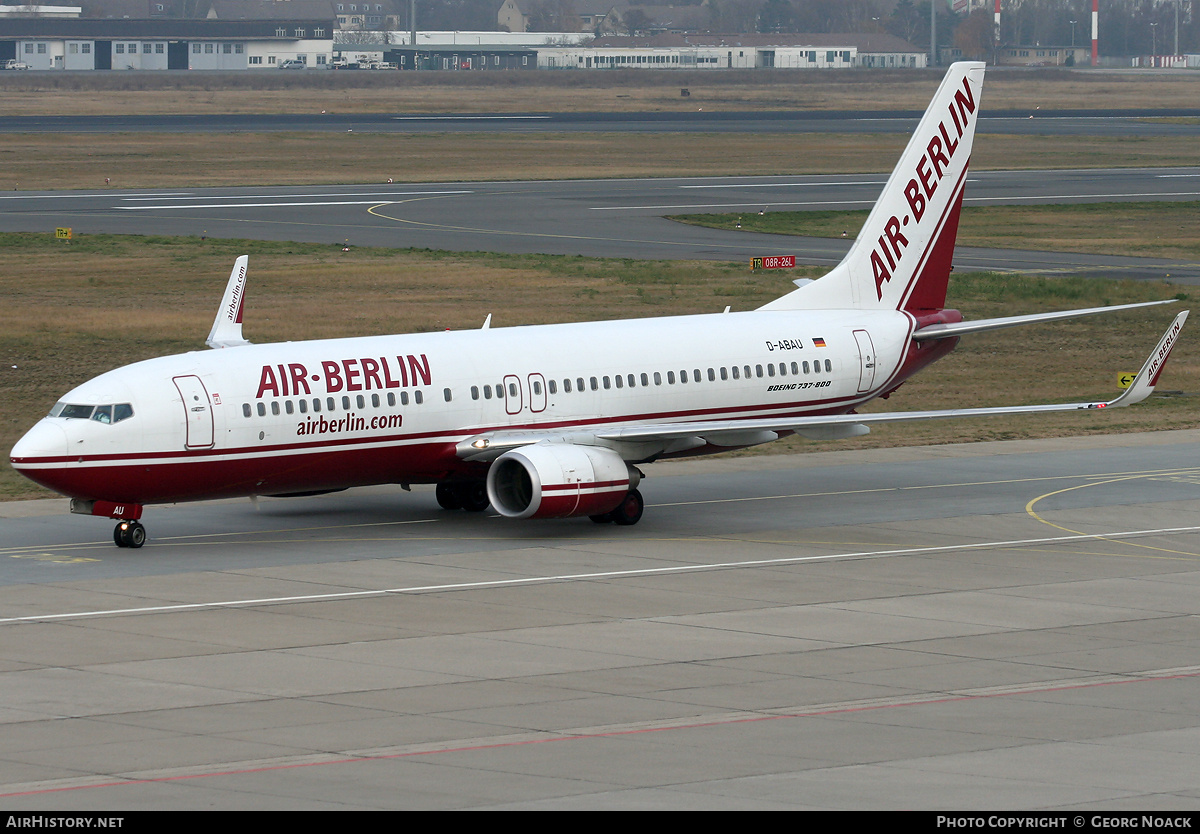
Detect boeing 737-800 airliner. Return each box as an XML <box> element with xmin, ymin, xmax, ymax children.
<box><xmin>9</xmin><ymin>62</ymin><xmax>1188</xmax><ymax>547</ymax></box>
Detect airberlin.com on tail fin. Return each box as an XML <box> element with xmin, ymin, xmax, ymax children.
<box><xmin>760</xmin><ymin>62</ymin><xmax>985</xmax><ymax>314</ymax></box>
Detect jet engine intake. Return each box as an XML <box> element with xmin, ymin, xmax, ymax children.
<box><xmin>486</xmin><ymin>443</ymin><xmax>639</xmax><ymax>519</ymax></box>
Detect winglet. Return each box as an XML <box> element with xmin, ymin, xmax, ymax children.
<box><xmin>205</xmin><ymin>256</ymin><xmax>251</xmax><ymax>349</ymax></box>
<box><xmin>1102</xmin><ymin>310</ymin><xmax>1188</xmax><ymax>408</ymax></box>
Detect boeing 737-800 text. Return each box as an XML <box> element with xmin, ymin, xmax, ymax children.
<box><xmin>9</xmin><ymin>62</ymin><xmax>1188</xmax><ymax>547</ymax></box>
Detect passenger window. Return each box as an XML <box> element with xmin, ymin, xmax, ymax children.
<box><xmin>628</xmin><ymin>374</ymin><xmax>636</xmax><ymax>388</ymax></box>
<box><xmin>243</xmin><ymin>403</ymin><xmax>251</xmax><ymax>418</ymax></box>
<box><xmin>803</xmin><ymin>361</ymin><xmax>810</xmax><ymax>374</ymax></box>
<box><xmin>443</xmin><ymin>388</ymin><xmax>452</xmax><ymax>402</ymax></box>
<box><xmin>694</xmin><ymin>369</ymin><xmax>701</xmax><ymax>383</ymax></box>
<box><xmin>549</xmin><ymin>380</ymin><xmax>557</xmax><ymax>395</ymax></box>
<box><xmin>371</xmin><ymin>394</ymin><xmax>380</xmax><ymax>408</ymax></box>
<box><xmin>342</xmin><ymin>396</ymin><xmax>351</xmax><ymax>410</ymax></box>
<box><xmin>667</xmin><ymin>371</ymin><xmax>675</xmax><ymax>384</ymax></box>
<box><xmin>286</xmin><ymin>400</ymin><xmax>294</xmax><ymax>414</ymax></box>
<box><xmin>387</xmin><ymin>393</ymin><xmax>396</xmax><ymax>407</ymax></box>
<box><xmin>564</xmin><ymin>378</ymin><xmax>572</xmax><ymax>393</ymax></box>
<box><xmin>790</xmin><ymin>362</ymin><xmax>799</xmax><ymax>375</ymax></box>
<box><xmin>400</xmin><ymin>392</ymin><xmax>409</xmax><ymax>405</ymax></box>
<box><xmin>327</xmin><ymin>397</ymin><xmax>335</xmax><ymax>412</ymax></box>
<box><xmin>533</xmin><ymin>380</ymin><xmax>542</xmax><ymax>395</ymax></box>
<box><xmin>679</xmin><ymin>370</ymin><xmax>688</xmax><ymax>384</ymax></box>
<box><xmin>577</xmin><ymin>377</ymin><xmax>585</xmax><ymax>392</ymax></box>
<box><xmin>654</xmin><ymin>372</ymin><xmax>661</xmax><ymax>385</ymax></box>
<box><xmin>257</xmin><ymin>402</ymin><xmax>266</xmax><ymax>416</ymax></box>
<box><xmin>613</xmin><ymin>375</ymin><xmax>621</xmax><ymax>389</ymax></box>
<box><xmin>641</xmin><ymin>373</ymin><xmax>649</xmax><ymax>387</ymax></box>
<box><xmin>508</xmin><ymin>382</ymin><xmax>518</xmax><ymax>397</ymax></box>
<box><xmin>590</xmin><ymin>377</ymin><xmax>598</xmax><ymax>391</ymax></box>
<box><xmin>312</xmin><ymin>398</ymin><xmax>321</xmax><ymax>413</ymax></box>
<box><xmin>299</xmin><ymin>399</ymin><xmax>308</xmax><ymax>414</ymax></box>
<box><xmin>720</xmin><ymin>367</ymin><xmax>728</xmax><ymax>381</ymax></box>
<box><xmin>825</xmin><ymin>359</ymin><xmax>832</xmax><ymax>372</ymax></box>
<box><xmin>483</xmin><ymin>385</ymin><xmax>492</xmax><ymax>400</ymax></box>
<box><xmin>415</xmin><ymin>391</ymin><xmax>424</xmax><ymax>404</ymax></box>
<box><xmin>767</xmin><ymin>364</ymin><xmax>775</xmax><ymax>377</ymax></box>
<box><xmin>357</xmin><ymin>395</ymin><xmax>365</xmax><ymax>409</ymax></box>
<box><xmin>271</xmin><ymin>402</ymin><xmax>280</xmax><ymax>416</ymax></box>
<box><xmin>778</xmin><ymin>363</ymin><xmax>787</xmax><ymax>376</ymax></box>
<box><xmin>756</xmin><ymin>365</ymin><xmax>763</xmax><ymax>378</ymax></box>
<box><xmin>732</xmin><ymin>366</ymin><xmax>740</xmax><ymax>380</ymax></box>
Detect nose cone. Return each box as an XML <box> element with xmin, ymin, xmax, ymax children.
<box><xmin>11</xmin><ymin>420</ymin><xmax>73</xmax><ymax>496</ymax></box>
<box><xmin>10</xmin><ymin>419</ymin><xmax>69</xmax><ymax>465</ymax></box>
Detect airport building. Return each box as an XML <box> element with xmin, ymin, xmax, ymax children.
<box><xmin>0</xmin><ymin>18</ymin><xmax>923</xmax><ymax>72</ymax></box>
<box><xmin>0</xmin><ymin>18</ymin><xmax>334</xmax><ymax>69</ymax></box>
<box><xmin>537</xmin><ymin>34</ymin><xmax>926</xmax><ymax>70</ymax></box>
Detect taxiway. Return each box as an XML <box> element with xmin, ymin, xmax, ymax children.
<box><xmin>2</xmin><ymin>167</ymin><xmax>1198</xmax><ymax>278</ymax></box>
<box><xmin>2</xmin><ymin>432</ymin><xmax>1200</xmax><ymax>808</ymax></box>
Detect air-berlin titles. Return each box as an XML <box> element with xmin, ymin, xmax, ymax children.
<box><xmin>872</xmin><ymin>75</ymin><xmax>976</xmax><ymax>300</ymax></box>
<box><xmin>255</xmin><ymin>354</ymin><xmax>432</xmax><ymax>399</ymax></box>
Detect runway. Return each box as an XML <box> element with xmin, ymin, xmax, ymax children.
<box><xmin>2</xmin><ymin>431</ymin><xmax>1200</xmax><ymax>809</ymax></box>
<box><xmin>3</xmin><ymin>166</ymin><xmax>1199</xmax><ymax>279</ymax></box>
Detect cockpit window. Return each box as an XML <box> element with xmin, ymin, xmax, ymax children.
<box><xmin>49</xmin><ymin>402</ymin><xmax>134</xmax><ymax>423</ymax></box>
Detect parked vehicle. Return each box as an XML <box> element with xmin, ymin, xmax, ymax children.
<box><xmin>3</xmin><ymin>60</ymin><xmax>29</xmax><ymax>70</ymax></box>
<box><xmin>278</xmin><ymin>60</ymin><xmax>306</xmax><ymax>70</ymax></box>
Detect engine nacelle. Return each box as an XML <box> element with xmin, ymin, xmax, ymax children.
<box><xmin>486</xmin><ymin>443</ymin><xmax>639</xmax><ymax>520</ymax></box>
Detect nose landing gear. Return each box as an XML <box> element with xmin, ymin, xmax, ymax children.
<box><xmin>69</xmin><ymin>500</ymin><xmax>147</xmax><ymax>549</ymax></box>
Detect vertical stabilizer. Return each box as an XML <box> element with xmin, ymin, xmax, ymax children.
<box><xmin>205</xmin><ymin>256</ymin><xmax>251</xmax><ymax>349</ymax></box>
<box><xmin>760</xmin><ymin>62</ymin><xmax>985</xmax><ymax>314</ymax></box>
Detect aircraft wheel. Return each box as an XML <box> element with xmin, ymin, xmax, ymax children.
<box><xmin>610</xmin><ymin>489</ymin><xmax>644</xmax><ymax>527</ymax></box>
<box><xmin>114</xmin><ymin>521</ymin><xmax>146</xmax><ymax>548</ymax></box>
<box><xmin>460</xmin><ymin>482</ymin><xmax>490</xmax><ymax>512</ymax></box>
<box><xmin>435</xmin><ymin>482</ymin><xmax>462</xmax><ymax>510</ymax></box>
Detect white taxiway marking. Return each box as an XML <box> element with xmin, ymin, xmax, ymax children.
<box><xmin>678</xmin><ymin>181</ymin><xmax>888</xmax><ymax>189</ymax></box>
<box><xmin>4</xmin><ymin>525</ymin><xmax>1198</xmax><ymax>626</ymax></box>
<box><xmin>0</xmin><ymin>192</ymin><xmax>190</xmax><ymax>200</ymax></box>
<box><xmin>120</xmin><ymin>190</ymin><xmax>471</xmax><ymax>201</ymax></box>
<box><xmin>117</xmin><ymin>199</ymin><xmax>444</xmax><ymax>211</ymax></box>
<box><xmin>592</xmin><ymin>190</ymin><xmax>1200</xmax><ymax>212</ymax></box>
<box><xmin>391</xmin><ymin>115</ymin><xmax>551</xmax><ymax>120</ymax></box>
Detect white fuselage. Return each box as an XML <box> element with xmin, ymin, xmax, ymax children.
<box><xmin>11</xmin><ymin>308</ymin><xmax>917</xmax><ymax>504</ymax></box>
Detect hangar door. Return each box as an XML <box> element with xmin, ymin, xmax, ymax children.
<box><xmin>168</xmin><ymin>41</ymin><xmax>188</xmax><ymax>70</ymax></box>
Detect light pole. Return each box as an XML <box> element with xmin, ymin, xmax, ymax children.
<box><xmin>1069</xmin><ymin>19</ymin><xmax>1076</xmax><ymax>47</ymax></box>
<box><xmin>1151</xmin><ymin>22</ymin><xmax>1157</xmax><ymax>58</ymax></box>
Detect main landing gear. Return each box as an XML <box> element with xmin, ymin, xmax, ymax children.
<box><xmin>436</xmin><ymin>480</ymin><xmax>490</xmax><ymax>513</ymax></box>
<box><xmin>590</xmin><ymin>488</ymin><xmax>644</xmax><ymax>526</ymax></box>
<box><xmin>113</xmin><ymin>520</ymin><xmax>146</xmax><ymax>548</ymax></box>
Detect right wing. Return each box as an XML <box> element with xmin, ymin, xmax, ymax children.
<box><xmin>457</xmin><ymin>310</ymin><xmax>1188</xmax><ymax>462</ymax></box>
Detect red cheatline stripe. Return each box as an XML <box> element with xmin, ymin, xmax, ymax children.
<box><xmin>13</xmin><ymin>393</ymin><xmax>871</xmax><ymax>467</ymax></box>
